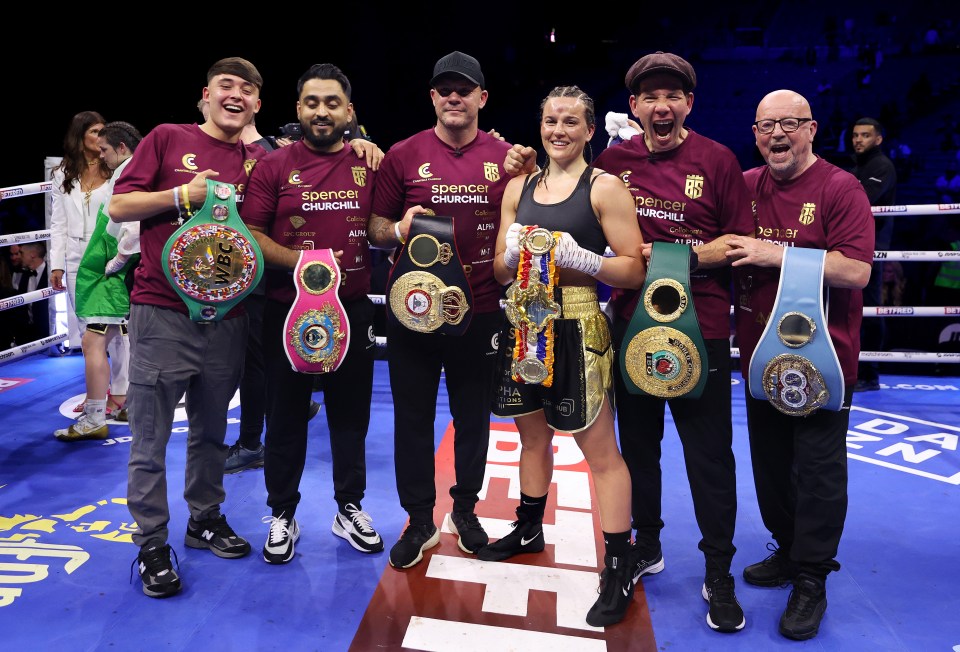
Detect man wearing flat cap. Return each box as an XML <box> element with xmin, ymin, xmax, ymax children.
<box><xmin>368</xmin><ymin>50</ymin><xmax>513</xmax><ymax>570</ymax></box>
<box><xmin>594</xmin><ymin>50</ymin><xmax>755</xmax><ymax>633</ymax></box>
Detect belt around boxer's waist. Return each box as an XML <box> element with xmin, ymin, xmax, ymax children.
<box><xmin>558</xmin><ymin>285</ymin><xmax>599</xmax><ymax>319</ymax></box>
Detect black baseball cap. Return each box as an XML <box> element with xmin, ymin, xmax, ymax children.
<box><xmin>430</xmin><ymin>51</ymin><xmax>485</xmax><ymax>89</ymax></box>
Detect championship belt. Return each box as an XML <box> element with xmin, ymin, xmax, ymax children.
<box><xmin>162</xmin><ymin>179</ymin><xmax>263</xmax><ymax>322</ymax></box>
<box><xmin>619</xmin><ymin>241</ymin><xmax>707</xmax><ymax>399</ymax></box>
<box><xmin>386</xmin><ymin>213</ymin><xmax>473</xmax><ymax>336</ymax></box>
<box><xmin>748</xmin><ymin>247</ymin><xmax>844</xmax><ymax>416</ymax></box>
<box><xmin>283</xmin><ymin>249</ymin><xmax>350</xmax><ymax>374</ymax></box>
<box><xmin>504</xmin><ymin>226</ymin><xmax>561</xmax><ymax>386</ymax></box>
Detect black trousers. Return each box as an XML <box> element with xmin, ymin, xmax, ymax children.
<box><xmin>262</xmin><ymin>297</ymin><xmax>375</xmax><ymax>518</ymax></box>
<box><xmin>612</xmin><ymin>317</ymin><xmax>738</xmax><ymax>575</ymax></box>
<box><xmin>238</xmin><ymin>292</ymin><xmax>266</xmax><ymax>448</ymax></box>
<box><xmin>743</xmin><ymin>387</ymin><xmax>850</xmax><ymax>579</ymax></box>
<box><xmin>387</xmin><ymin>310</ymin><xmax>501</xmax><ymax>524</ymax></box>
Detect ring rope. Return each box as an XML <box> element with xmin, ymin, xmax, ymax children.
<box><xmin>3</xmin><ymin>183</ymin><xmax>960</xmax><ymax>365</ymax></box>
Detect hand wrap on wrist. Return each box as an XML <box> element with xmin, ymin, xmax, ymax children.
<box><xmin>556</xmin><ymin>233</ymin><xmax>602</xmax><ymax>276</ymax></box>
<box><xmin>503</xmin><ymin>222</ymin><xmax>523</xmax><ymax>269</ymax></box>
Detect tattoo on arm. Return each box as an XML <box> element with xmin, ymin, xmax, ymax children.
<box><xmin>368</xmin><ymin>213</ymin><xmax>397</xmax><ymax>249</ymax></box>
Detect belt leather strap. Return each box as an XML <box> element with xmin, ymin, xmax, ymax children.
<box><xmin>162</xmin><ymin>179</ymin><xmax>263</xmax><ymax>322</ymax></box>
<box><xmin>283</xmin><ymin>248</ymin><xmax>350</xmax><ymax>374</ymax></box>
<box><xmin>386</xmin><ymin>213</ymin><xmax>472</xmax><ymax>335</ymax></box>
<box><xmin>749</xmin><ymin>246</ymin><xmax>844</xmax><ymax>416</ymax></box>
<box><xmin>620</xmin><ymin>241</ymin><xmax>707</xmax><ymax>399</ymax></box>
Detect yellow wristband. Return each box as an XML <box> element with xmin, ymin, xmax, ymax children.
<box><xmin>181</xmin><ymin>184</ymin><xmax>192</xmax><ymax>216</ymax></box>
<box><xmin>394</xmin><ymin>221</ymin><xmax>406</xmax><ymax>245</ymax></box>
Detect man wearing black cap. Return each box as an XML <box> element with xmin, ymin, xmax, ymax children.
<box><xmin>594</xmin><ymin>51</ymin><xmax>755</xmax><ymax>633</ymax></box>
<box><xmin>368</xmin><ymin>50</ymin><xmax>513</xmax><ymax>569</ymax></box>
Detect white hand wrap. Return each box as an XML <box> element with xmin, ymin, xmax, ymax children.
<box><xmin>555</xmin><ymin>233</ymin><xmax>602</xmax><ymax>276</ymax></box>
<box><xmin>503</xmin><ymin>222</ymin><xmax>523</xmax><ymax>269</ymax></box>
<box><xmin>105</xmin><ymin>254</ymin><xmax>130</xmax><ymax>276</ymax></box>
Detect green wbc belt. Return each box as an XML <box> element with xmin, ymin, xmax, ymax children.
<box><xmin>162</xmin><ymin>179</ymin><xmax>263</xmax><ymax>322</ymax></box>
<box><xmin>620</xmin><ymin>241</ymin><xmax>707</xmax><ymax>399</ymax></box>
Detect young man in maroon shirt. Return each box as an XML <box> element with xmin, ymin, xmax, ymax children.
<box><xmin>367</xmin><ymin>51</ymin><xmax>512</xmax><ymax>569</ymax></box>
<box><xmin>110</xmin><ymin>57</ymin><xmax>264</xmax><ymax>598</ymax></box>
<box><xmin>727</xmin><ymin>89</ymin><xmax>873</xmax><ymax>641</ymax></box>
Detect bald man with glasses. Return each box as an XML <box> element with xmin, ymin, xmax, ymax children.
<box><xmin>726</xmin><ymin>89</ymin><xmax>874</xmax><ymax>641</ymax></box>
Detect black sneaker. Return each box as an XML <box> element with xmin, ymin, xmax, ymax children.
<box><xmin>262</xmin><ymin>513</ymin><xmax>300</xmax><ymax>564</ymax></box>
<box><xmin>332</xmin><ymin>503</ymin><xmax>384</xmax><ymax>553</ymax></box>
<box><xmin>702</xmin><ymin>573</ymin><xmax>746</xmax><ymax>633</ymax></box>
<box><xmin>634</xmin><ymin>548</ymin><xmax>665</xmax><ymax>579</ymax></box>
<box><xmin>389</xmin><ymin>523</ymin><xmax>440</xmax><ymax>569</ymax></box>
<box><xmin>743</xmin><ymin>543</ymin><xmax>795</xmax><ymax>587</ymax></box>
<box><xmin>600</xmin><ymin>546</ymin><xmax>664</xmax><ymax>584</ymax></box>
<box><xmin>133</xmin><ymin>544</ymin><xmax>181</xmax><ymax>598</ymax></box>
<box><xmin>184</xmin><ymin>514</ymin><xmax>251</xmax><ymax>559</ymax></box>
<box><xmin>779</xmin><ymin>574</ymin><xmax>827</xmax><ymax>640</ymax></box>
<box><xmin>446</xmin><ymin>511</ymin><xmax>489</xmax><ymax>554</ymax></box>
<box><xmin>476</xmin><ymin>517</ymin><xmax>544</xmax><ymax>561</ymax></box>
<box><xmin>224</xmin><ymin>442</ymin><xmax>265</xmax><ymax>474</ymax></box>
<box><xmin>586</xmin><ymin>551</ymin><xmax>638</xmax><ymax>627</ymax></box>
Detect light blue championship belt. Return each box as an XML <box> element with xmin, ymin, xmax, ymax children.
<box><xmin>620</xmin><ymin>241</ymin><xmax>707</xmax><ymax>399</ymax></box>
<box><xmin>162</xmin><ymin>179</ymin><xmax>263</xmax><ymax>322</ymax></box>
<box><xmin>748</xmin><ymin>246</ymin><xmax>844</xmax><ymax>416</ymax></box>
<box><xmin>283</xmin><ymin>248</ymin><xmax>350</xmax><ymax>374</ymax></box>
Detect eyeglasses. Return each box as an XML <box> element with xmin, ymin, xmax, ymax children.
<box><xmin>434</xmin><ymin>85</ymin><xmax>478</xmax><ymax>97</ymax></box>
<box><xmin>754</xmin><ymin>117</ymin><xmax>812</xmax><ymax>134</ymax></box>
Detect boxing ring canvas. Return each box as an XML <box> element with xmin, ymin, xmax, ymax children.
<box><xmin>1</xmin><ymin>352</ymin><xmax>958</xmax><ymax>652</ymax></box>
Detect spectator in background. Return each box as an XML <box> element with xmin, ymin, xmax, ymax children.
<box><xmin>54</xmin><ymin>121</ymin><xmax>143</xmax><ymax>442</ymax></box>
<box><xmin>850</xmin><ymin>117</ymin><xmax>897</xmax><ymax>392</ymax></box>
<box><xmin>49</xmin><ymin>112</ymin><xmax>111</xmax><ymax>351</ymax></box>
<box><xmin>15</xmin><ymin>241</ymin><xmax>50</xmax><ymax>344</ymax></box>
<box><xmin>9</xmin><ymin>244</ymin><xmax>23</xmax><ymax>275</ymax></box>
<box><xmin>50</xmin><ymin>111</ymin><xmax>132</xmax><ymax>419</ymax></box>
<box><xmin>0</xmin><ymin>247</ymin><xmax>24</xmax><ymax>349</ymax></box>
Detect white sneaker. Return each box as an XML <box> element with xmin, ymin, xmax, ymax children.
<box><xmin>332</xmin><ymin>503</ymin><xmax>384</xmax><ymax>553</ymax></box>
<box><xmin>54</xmin><ymin>413</ymin><xmax>108</xmax><ymax>442</ymax></box>
<box><xmin>262</xmin><ymin>514</ymin><xmax>300</xmax><ymax>564</ymax></box>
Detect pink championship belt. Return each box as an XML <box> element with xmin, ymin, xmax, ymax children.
<box><xmin>283</xmin><ymin>249</ymin><xmax>350</xmax><ymax>374</ymax></box>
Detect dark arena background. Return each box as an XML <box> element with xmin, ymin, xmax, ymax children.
<box><xmin>2</xmin><ymin>4</ymin><xmax>960</xmax><ymax>651</ymax></box>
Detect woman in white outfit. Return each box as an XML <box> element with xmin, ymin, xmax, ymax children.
<box><xmin>49</xmin><ymin>111</ymin><xmax>130</xmax><ymax>416</ymax></box>
<box><xmin>54</xmin><ymin>121</ymin><xmax>143</xmax><ymax>441</ymax></box>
